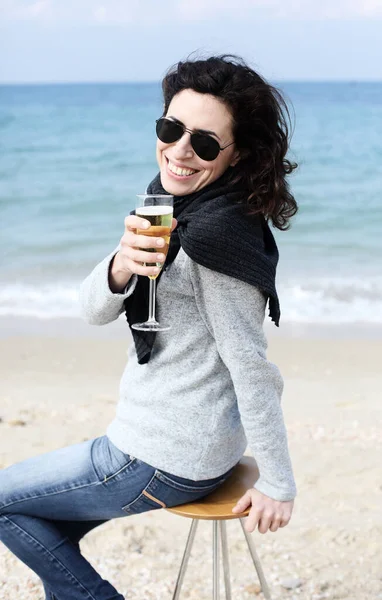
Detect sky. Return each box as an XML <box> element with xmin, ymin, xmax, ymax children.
<box><xmin>0</xmin><ymin>0</ymin><xmax>382</xmax><ymax>83</ymax></box>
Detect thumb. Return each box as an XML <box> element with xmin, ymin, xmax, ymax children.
<box><xmin>232</xmin><ymin>490</ymin><xmax>252</xmax><ymax>513</ymax></box>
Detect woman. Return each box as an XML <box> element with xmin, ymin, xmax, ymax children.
<box><xmin>0</xmin><ymin>55</ymin><xmax>298</xmax><ymax>600</ymax></box>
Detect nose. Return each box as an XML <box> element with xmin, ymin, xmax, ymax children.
<box><xmin>172</xmin><ymin>132</ymin><xmax>194</xmax><ymax>159</ymax></box>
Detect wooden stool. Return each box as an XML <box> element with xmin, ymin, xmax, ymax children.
<box><xmin>166</xmin><ymin>457</ymin><xmax>272</xmax><ymax>600</ymax></box>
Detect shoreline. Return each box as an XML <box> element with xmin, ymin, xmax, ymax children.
<box><xmin>1</xmin><ymin>315</ymin><xmax>382</xmax><ymax>341</ymax></box>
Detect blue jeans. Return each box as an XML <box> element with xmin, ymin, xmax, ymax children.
<box><xmin>0</xmin><ymin>435</ymin><xmax>234</xmax><ymax>600</ymax></box>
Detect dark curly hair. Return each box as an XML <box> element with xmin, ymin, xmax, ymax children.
<box><xmin>161</xmin><ymin>54</ymin><xmax>298</xmax><ymax>230</ymax></box>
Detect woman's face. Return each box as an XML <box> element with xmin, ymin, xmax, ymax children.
<box><xmin>156</xmin><ymin>88</ymin><xmax>240</xmax><ymax>196</ymax></box>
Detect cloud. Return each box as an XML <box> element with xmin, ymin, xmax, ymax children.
<box><xmin>176</xmin><ymin>0</ymin><xmax>382</xmax><ymax>20</ymax></box>
<box><xmin>0</xmin><ymin>0</ymin><xmax>52</xmax><ymax>20</ymax></box>
<box><xmin>0</xmin><ymin>0</ymin><xmax>172</xmax><ymax>24</ymax></box>
<box><xmin>93</xmin><ymin>4</ymin><xmax>133</xmax><ymax>24</ymax></box>
<box><xmin>1</xmin><ymin>0</ymin><xmax>382</xmax><ymax>23</ymax></box>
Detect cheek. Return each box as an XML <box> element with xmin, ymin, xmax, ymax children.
<box><xmin>209</xmin><ymin>155</ymin><xmax>230</xmax><ymax>177</ymax></box>
<box><xmin>156</xmin><ymin>140</ymin><xmax>168</xmax><ymax>161</ymax></box>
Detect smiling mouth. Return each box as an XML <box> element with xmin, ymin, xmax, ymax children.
<box><xmin>166</xmin><ymin>158</ymin><xmax>200</xmax><ymax>177</ymax></box>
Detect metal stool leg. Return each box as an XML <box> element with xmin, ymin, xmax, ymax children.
<box><xmin>219</xmin><ymin>521</ymin><xmax>232</xmax><ymax>600</ymax></box>
<box><xmin>240</xmin><ymin>519</ymin><xmax>272</xmax><ymax>600</ymax></box>
<box><xmin>172</xmin><ymin>519</ymin><xmax>199</xmax><ymax>600</ymax></box>
<box><xmin>213</xmin><ymin>520</ymin><xmax>220</xmax><ymax>600</ymax></box>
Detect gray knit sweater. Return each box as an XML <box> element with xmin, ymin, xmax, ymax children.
<box><xmin>79</xmin><ymin>247</ymin><xmax>296</xmax><ymax>501</ymax></box>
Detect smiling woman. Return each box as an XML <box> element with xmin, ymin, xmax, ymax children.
<box><xmin>157</xmin><ymin>55</ymin><xmax>298</xmax><ymax>228</ymax></box>
<box><xmin>156</xmin><ymin>90</ymin><xmax>240</xmax><ymax>194</ymax></box>
<box><xmin>0</xmin><ymin>54</ymin><xmax>299</xmax><ymax>600</ymax></box>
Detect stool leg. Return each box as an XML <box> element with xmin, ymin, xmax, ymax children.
<box><xmin>239</xmin><ymin>519</ymin><xmax>272</xmax><ymax>600</ymax></box>
<box><xmin>219</xmin><ymin>521</ymin><xmax>232</xmax><ymax>600</ymax></box>
<box><xmin>172</xmin><ymin>519</ymin><xmax>199</xmax><ymax>600</ymax></box>
<box><xmin>213</xmin><ymin>521</ymin><xmax>220</xmax><ymax>600</ymax></box>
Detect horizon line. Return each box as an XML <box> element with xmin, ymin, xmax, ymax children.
<box><xmin>1</xmin><ymin>78</ymin><xmax>382</xmax><ymax>86</ymax></box>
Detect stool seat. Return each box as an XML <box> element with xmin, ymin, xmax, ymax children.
<box><xmin>166</xmin><ymin>456</ymin><xmax>259</xmax><ymax>520</ymax></box>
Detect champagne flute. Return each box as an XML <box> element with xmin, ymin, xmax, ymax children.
<box><xmin>131</xmin><ymin>194</ymin><xmax>174</xmax><ymax>332</ymax></box>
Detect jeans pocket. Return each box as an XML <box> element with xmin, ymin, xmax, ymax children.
<box><xmin>122</xmin><ymin>470</ymin><xmax>228</xmax><ymax>515</ymax></box>
<box><xmin>92</xmin><ymin>436</ymin><xmax>136</xmax><ymax>484</ymax></box>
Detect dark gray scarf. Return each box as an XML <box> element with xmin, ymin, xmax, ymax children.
<box><xmin>124</xmin><ymin>168</ymin><xmax>280</xmax><ymax>364</ymax></box>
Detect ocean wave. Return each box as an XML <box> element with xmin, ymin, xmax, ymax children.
<box><xmin>0</xmin><ymin>283</ymin><xmax>81</xmax><ymax>319</ymax></box>
<box><xmin>279</xmin><ymin>276</ymin><xmax>382</xmax><ymax>323</ymax></box>
<box><xmin>0</xmin><ymin>277</ymin><xmax>382</xmax><ymax>324</ymax></box>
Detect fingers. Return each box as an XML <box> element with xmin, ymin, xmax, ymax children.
<box><xmin>233</xmin><ymin>489</ymin><xmax>294</xmax><ymax>535</ymax></box>
<box><xmin>269</xmin><ymin>518</ymin><xmax>282</xmax><ymax>533</ymax></box>
<box><xmin>127</xmin><ymin>248</ymin><xmax>166</xmax><ymax>265</ymax></box>
<box><xmin>118</xmin><ymin>215</ymin><xmax>170</xmax><ymax>277</ymax></box>
<box><xmin>124</xmin><ymin>230</ymin><xmax>167</xmax><ymax>250</ymax></box>
<box><xmin>119</xmin><ymin>242</ymin><xmax>164</xmax><ymax>276</ymax></box>
<box><xmin>268</xmin><ymin>511</ymin><xmax>291</xmax><ymax>533</ymax></box>
<box><xmin>257</xmin><ymin>511</ymin><xmax>274</xmax><ymax>534</ymax></box>
<box><xmin>124</xmin><ymin>216</ymin><xmax>168</xmax><ymax>249</ymax></box>
<box><xmin>232</xmin><ymin>491</ymin><xmax>252</xmax><ymax>514</ymax></box>
<box><xmin>124</xmin><ymin>214</ymin><xmax>176</xmax><ymax>245</ymax></box>
<box><xmin>121</xmin><ymin>260</ymin><xmax>161</xmax><ymax>278</ymax></box>
<box><xmin>124</xmin><ymin>215</ymin><xmax>151</xmax><ymax>232</ymax></box>
<box><xmin>244</xmin><ymin>508</ymin><xmax>262</xmax><ymax>533</ymax></box>
<box><xmin>247</xmin><ymin>510</ymin><xmax>282</xmax><ymax>534</ymax></box>
<box><xmin>124</xmin><ymin>215</ymin><xmax>178</xmax><ymax>233</ymax></box>
<box><xmin>279</xmin><ymin>514</ymin><xmax>292</xmax><ymax>528</ymax></box>
<box><xmin>121</xmin><ymin>244</ymin><xmax>166</xmax><ymax>264</ymax></box>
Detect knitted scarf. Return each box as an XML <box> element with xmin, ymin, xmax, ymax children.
<box><xmin>124</xmin><ymin>167</ymin><xmax>280</xmax><ymax>364</ymax></box>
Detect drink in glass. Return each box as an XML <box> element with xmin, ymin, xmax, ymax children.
<box><xmin>135</xmin><ymin>204</ymin><xmax>173</xmax><ymax>280</ymax></box>
<box><xmin>131</xmin><ymin>194</ymin><xmax>174</xmax><ymax>332</ymax></box>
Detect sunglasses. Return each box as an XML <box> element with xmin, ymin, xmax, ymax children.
<box><xmin>155</xmin><ymin>117</ymin><xmax>235</xmax><ymax>162</ymax></box>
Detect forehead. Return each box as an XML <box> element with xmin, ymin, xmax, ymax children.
<box><xmin>165</xmin><ymin>89</ymin><xmax>233</xmax><ymax>136</ymax></box>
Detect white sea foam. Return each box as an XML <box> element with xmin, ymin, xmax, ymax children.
<box><xmin>0</xmin><ymin>283</ymin><xmax>81</xmax><ymax>319</ymax></box>
<box><xmin>0</xmin><ymin>276</ymin><xmax>382</xmax><ymax>324</ymax></box>
<box><xmin>279</xmin><ymin>276</ymin><xmax>382</xmax><ymax>324</ymax></box>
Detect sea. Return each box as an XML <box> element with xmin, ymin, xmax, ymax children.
<box><xmin>0</xmin><ymin>82</ymin><xmax>381</xmax><ymax>327</ymax></box>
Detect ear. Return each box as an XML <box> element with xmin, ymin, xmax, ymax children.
<box><xmin>230</xmin><ymin>149</ymin><xmax>241</xmax><ymax>167</ymax></box>
<box><xmin>231</xmin><ymin>147</ymin><xmax>251</xmax><ymax>166</ymax></box>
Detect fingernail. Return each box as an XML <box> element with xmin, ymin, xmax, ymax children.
<box><xmin>141</xmin><ymin>221</ymin><xmax>149</xmax><ymax>228</ymax></box>
<box><xmin>156</xmin><ymin>239</ymin><xmax>165</xmax><ymax>246</ymax></box>
<box><xmin>157</xmin><ymin>254</ymin><xmax>165</xmax><ymax>261</ymax></box>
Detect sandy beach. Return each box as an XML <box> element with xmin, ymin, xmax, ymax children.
<box><xmin>0</xmin><ymin>319</ymin><xmax>381</xmax><ymax>599</ymax></box>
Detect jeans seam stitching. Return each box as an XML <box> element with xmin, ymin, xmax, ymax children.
<box><xmin>0</xmin><ymin>458</ymin><xmax>136</xmax><ymax>513</ymax></box>
<box><xmin>0</xmin><ymin>479</ymin><xmax>100</xmax><ymax>512</ymax></box>
<box><xmin>0</xmin><ymin>514</ymin><xmax>98</xmax><ymax>600</ymax></box>
<box><xmin>155</xmin><ymin>471</ymin><xmax>222</xmax><ymax>492</ymax></box>
<box><xmin>90</xmin><ymin>436</ymin><xmax>135</xmax><ymax>484</ymax></box>
<box><xmin>101</xmin><ymin>458</ymin><xmax>136</xmax><ymax>484</ymax></box>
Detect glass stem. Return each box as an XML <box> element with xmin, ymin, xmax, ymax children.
<box><xmin>148</xmin><ymin>278</ymin><xmax>157</xmax><ymax>323</ymax></box>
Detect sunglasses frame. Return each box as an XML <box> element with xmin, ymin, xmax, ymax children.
<box><xmin>156</xmin><ymin>117</ymin><xmax>235</xmax><ymax>161</ymax></box>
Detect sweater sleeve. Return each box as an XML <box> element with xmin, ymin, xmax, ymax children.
<box><xmin>189</xmin><ymin>258</ymin><xmax>296</xmax><ymax>501</ymax></box>
<box><xmin>79</xmin><ymin>249</ymin><xmax>138</xmax><ymax>326</ymax></box>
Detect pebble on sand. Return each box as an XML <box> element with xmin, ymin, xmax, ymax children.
<box><xmin>280</xmin><ymin>578</ymin><xmax>303</xmax><ymax>590</ymax></box>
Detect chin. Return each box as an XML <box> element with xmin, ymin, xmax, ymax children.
<box><xmin>160</xmin><ymin>169</ymin><xmax>195</xmax><ymax>196</ymax></box>
<box><xmin>160</xmin><ymin>179</ymin><xmax>180</xmax><ymax>196</ymax></box>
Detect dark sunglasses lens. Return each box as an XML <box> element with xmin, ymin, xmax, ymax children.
<box><xmin>156</xmin><ymin>119</ymin><xmax>183</xmax><ymax>143</ymax></box>
<box><xmin>191</xmin><ymin>133</ymin><xmax>220</xmax><ymax>161</ymax></box>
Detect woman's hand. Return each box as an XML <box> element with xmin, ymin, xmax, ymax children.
<box><xmin>109</xmin><ymin>215</ymin><xmax>178</xmax><ymax>293</ymax></box>
<box><xmin>232</xmin><ymin>488</ymin><xmax>294</xmax><ymax>534</ymax></box>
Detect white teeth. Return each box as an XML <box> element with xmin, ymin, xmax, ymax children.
<box><xmin>168</xmin><ymin>161</ymin><xmax>197</xmax><ymax>177</ymax></box>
